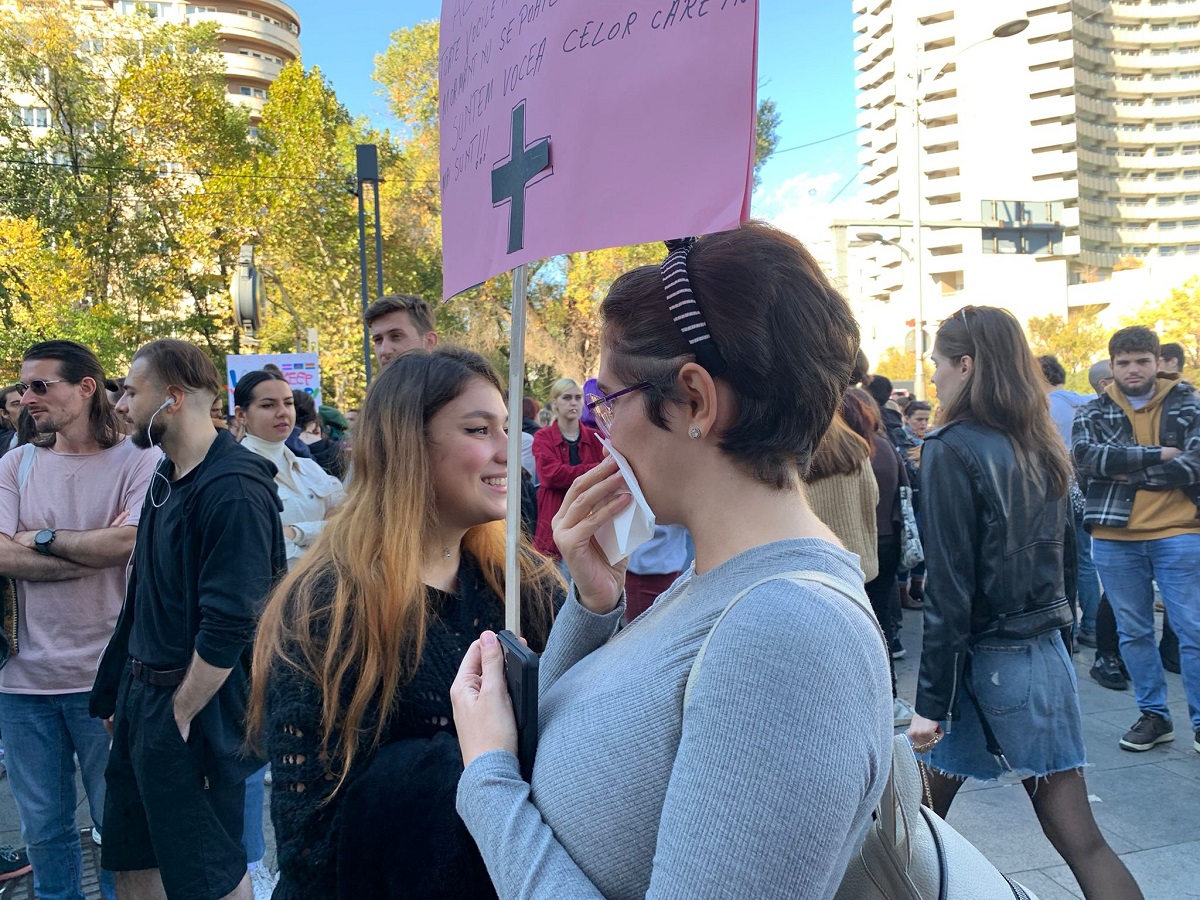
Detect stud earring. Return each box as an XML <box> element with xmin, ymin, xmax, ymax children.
<box><xmin>689</xmin><ymin>427</ymin><xmax>702</xmax><ymax>439</ymax></box>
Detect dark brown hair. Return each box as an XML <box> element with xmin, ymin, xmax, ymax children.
<box><xmin>935</xmin><ymin>306</ymin><xmax>1070</xmax><ymax>498</ymax></box>
<box><xmin>1109</xmin><ymin>326</ymin><xmax>1159</xmax><ymax>360</ymax></box>
<box><xmin>22</xmin><ymin>340</ymin><xmax>124</xmax><ymax>449</ymax></box>
<box><xmin>599</xmin><ymin>221</ymin><xmax>859</xmax><ymax>489</ymax></box>
<box><xmin>364</xmin><ymin>294</ymin><xmax>436</xmax><ymax>335</ymax></box>
<box><xmin>132</xmin><ymin>339</ymin><xmax>222</xmax><ymax>397</ymax></box>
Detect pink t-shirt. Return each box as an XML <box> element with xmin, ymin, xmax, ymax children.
<box><xmin>0</xmin><ymin>438</ymin><xmax>159</xmax><ymax>694</ymax></box>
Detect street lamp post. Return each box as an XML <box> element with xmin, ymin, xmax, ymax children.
<box><xmin>899</xmin><ymin>18</ymin><xmax>1028</xmax><ymax>400</ymax></box>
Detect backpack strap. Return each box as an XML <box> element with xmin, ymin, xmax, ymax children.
<box><xmin>16</xmin><ymin>443</ymin><xmax>35</xmax><ymax>492</ymax></box>
<box><xmin>683</xmin><ymin>569</ymin><xmax>888</xmax><ymax>711</ymax></box>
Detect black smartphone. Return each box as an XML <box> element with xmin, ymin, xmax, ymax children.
<box><xmin>496</xmin><ymin>629</ymin><xmax>539</xmax><ymax>781</ymax></box>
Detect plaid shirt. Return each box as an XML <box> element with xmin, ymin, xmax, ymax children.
<box><xmin>1071</xmin><ymin>381</ymin><xmax>1200</xmax><ymax>530</ymax></box>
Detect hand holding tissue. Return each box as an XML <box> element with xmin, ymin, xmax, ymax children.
<box><xmin>595</xmin><ymin>438</ymin><xmax>656</xmax><ymax>565</ymax></box>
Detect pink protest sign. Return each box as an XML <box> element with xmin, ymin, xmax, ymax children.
<box><xmin>439</xmin><ymin>0</ymin><xmax>759</xmax><ymax>299</ymax></box>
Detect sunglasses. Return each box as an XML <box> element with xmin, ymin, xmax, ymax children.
<box><xmin>16</xmin><ymin>379</ymin><xmax>69</xmax><ymax>396</ymax></box>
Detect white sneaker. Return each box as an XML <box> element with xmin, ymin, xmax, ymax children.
<box><xmin>91</xmin><ymin>827</ymin><xmax>102</xmax><ymax>846</ymax></box>
<box><xmin>262</xmin><ymin>765</ymin><xmax>272</xmax><ymax>786</ymax></box>
<box><xmin>893</xmin><ymin>698</ymin><xmax>914</xmax><ymax>729</ymax></box>
<box><xmin>249</xmin><ymin>865</ymin><xmax>278</xmax><ymax>900</ymax></box>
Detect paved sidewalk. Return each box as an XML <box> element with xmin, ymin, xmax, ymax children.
<box><xmin>893</xmin><ymin>607</ymin><xmax>1200</xmax><ymax>900</ymax></box>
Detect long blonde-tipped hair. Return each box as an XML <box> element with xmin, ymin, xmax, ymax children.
<box><xmin>247</xmin><ymin>346</ymin><xmax>559</xmax><ymax>798</ymax></box>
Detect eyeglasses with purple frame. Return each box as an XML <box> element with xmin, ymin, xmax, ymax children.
<box><xmin>584</xmin><ymin>382</ymin><xmax>653</xmax><ymax>436</ymax></box>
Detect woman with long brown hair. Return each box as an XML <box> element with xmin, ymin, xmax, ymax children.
<box><xmin>844</xmin><ymin>387</ymin><xmax>915</xmax><ymax>726</ymax></box>
<box><xmin>803</xmin><ymin>412</ymin><xmax>879</xmax><ymax>582</ymax></box>
<box><xmin>908</xmin><ymin>306</ymin><xmax>1140</xmax><ymax>899</ymax></box>
<box><xmin>248</xmin><ymin>347</ymin><xmax>560</xmax><ymax>900</ymax></box>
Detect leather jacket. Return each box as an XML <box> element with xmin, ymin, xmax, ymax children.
<box><xmin>916</xmin><ymin>421</ymin><xmax>1072</xmax><ymax>723</ymax></box>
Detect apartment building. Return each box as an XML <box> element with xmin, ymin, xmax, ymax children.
<box><xmin>9</xmin><ymin>0</ymin><xmax>300</xmax><ymax>133</ymax></box>
<box><xmin>849</xmin><ymin>0</ymin><xmax>1200</xmax><ymax>362</ymax></box>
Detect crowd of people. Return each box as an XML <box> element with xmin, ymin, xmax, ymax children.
<box><xmin>0</xmin><ymin>221</ymin><xmax>1193</xmax><ymax>900</ymax></box>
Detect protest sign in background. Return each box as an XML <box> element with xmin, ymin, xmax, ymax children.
<box><xmin>439</xmin><ymin>0</ymin><xmax>759</xmax><ymax>299</ymax></box>
<box><xmin>225</xmin><ymin>353</ymin><xmax>321</xmax><ymax>412</ymax></box>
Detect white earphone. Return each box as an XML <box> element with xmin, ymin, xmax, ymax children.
<box><xmin>148</xmin><ymin>398</ymin><xmax>174</xmax><ymax>508</ymax></box>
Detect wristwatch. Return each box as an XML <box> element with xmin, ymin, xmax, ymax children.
<box><xmin>34</xmin><ymin>529</ymin><xmax>57</xmax><ymax>556</ymax></box>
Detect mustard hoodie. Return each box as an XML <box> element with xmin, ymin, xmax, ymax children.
<box><xmin>1093</xmin><ymin>375</ymin><xmax>1200</xmax><ymax>541</ymax></box>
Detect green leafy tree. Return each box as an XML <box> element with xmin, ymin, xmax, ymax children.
<box><xmin>0</xmin><ymin>0</ymin><xmax>251</xmax><ymax>368</ymax></box>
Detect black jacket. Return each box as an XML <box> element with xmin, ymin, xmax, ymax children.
<box><xmin>91</xmin><ymin>429</ymin><xmax>286</xmax><ymax>784</ymax></box>
<box><xmin>916</xmin><ymin>420</ymin><xmax>1072</xmax><ymax>723</ymax></box>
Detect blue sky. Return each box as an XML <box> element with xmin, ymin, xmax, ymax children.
<box><xmin>290</xmin><ymin>1</ymin><xmax>862</xmax><ymax>234</ymax></box>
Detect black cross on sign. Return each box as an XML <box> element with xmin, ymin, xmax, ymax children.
<box><xmin>491</xmin><ymin>102</ymin><xmax>550</xmax><ymax>255</ymax></box>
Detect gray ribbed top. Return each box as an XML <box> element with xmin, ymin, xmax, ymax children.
<box><xmin>457</xmin><ymin>539</ymin><xmax>893</xmax><ymax>899</ymax></box>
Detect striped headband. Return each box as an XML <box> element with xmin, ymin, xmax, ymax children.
<box><xmin>660</xmin><ymin>238</ymin><xmax>726</xmax><ymax>376</ymax></box>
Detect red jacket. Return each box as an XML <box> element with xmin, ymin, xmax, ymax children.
<box><xmin>531</xmin><ymin>421</ymin><xmax>604</xmax><ymax>559</ymax></box>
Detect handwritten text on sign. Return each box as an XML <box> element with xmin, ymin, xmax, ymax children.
<box><xmin>439</xmin><ymin>0</ymin><xmax>759</xmax><ymax>299</ymax></box>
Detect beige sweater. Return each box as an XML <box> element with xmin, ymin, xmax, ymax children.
<box><xmin>804</xmin><ymin>461</ymin><xmax>880</xmax><ymax>582</ymax></box>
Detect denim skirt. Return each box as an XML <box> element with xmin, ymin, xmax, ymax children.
<box><xmin>922</xmin><ymin>629</ymin><xmax>1086</xmax><ymax>781</ymax></box>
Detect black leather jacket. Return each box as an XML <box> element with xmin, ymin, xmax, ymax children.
<box><xmin>916</xmin><ymin>420</ymin><xmax>1072</xmax><ymax>722</ymax></box>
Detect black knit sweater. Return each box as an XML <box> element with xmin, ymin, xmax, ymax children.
<box><xmin>265</xmin><ymin>556</ymin><xmax>555</xmax><ymax>900</ymax></box>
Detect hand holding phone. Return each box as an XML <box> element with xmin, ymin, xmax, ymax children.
<box><xmin>496</xmin><ymin>630</ymin><xmax>539</xmax><ymax>781</ymax></box>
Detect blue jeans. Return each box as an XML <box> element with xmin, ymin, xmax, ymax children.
<box><xmin>1092</xmin><ymin>533</ymin><xmax>1200</xmax><ymax>731</ymax></box>
<box><xmin>0</xmin><ymin>691</ymin><xmax>116</xmax><ymax>900</ymax></box>
<box><xmin>243</xmin><ymin>766</ymin><xmax>267</xmax><ymax>865</ymax></box>
<box><xmin>1075</xmin><ymin>518</ymin><xmax>1102</xmax><ymax>633</ymax></box>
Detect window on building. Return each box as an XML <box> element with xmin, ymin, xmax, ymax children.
<box><xmin>1185</xmin><ymin>244</ymin><xmax>1200</xmax><ymax>254</ymax></box>
<box><xmin>1158</xmin><ymin>147</ymin><xmax>1177</xmax><ymax>156</ymax></box>
<box><xmin>1160</xmin><ymin>246</ymin><xmax>1178</xmax><ymax>256</ymax></box>
<box><xmin>118</xmin><ymin>1</ymin><xmax>170</xmax><ymax>16</ymax></box>
<box><xmin>1185</xmin><ymin>219</ymin><xmax>1200</xmax><ymax>228</ymax></box>
<box><xmin>1159</xmin><ymin>196</ymin><xmax>1179</xmax><ymax>205</ymax></box>
<box><xmin>11</xmin><ymin>107</ymin><xmax>51</xmax><ymax>128</ymax></box>
<box><xmin>1158</xmin><ymin>171</ymin><xmax>1179</xmax><ymax>181</ymax></box>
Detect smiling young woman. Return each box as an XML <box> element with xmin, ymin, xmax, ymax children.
<box><xmin>247</xmin><ymin>347</ymin><xmax>561</xmax><ymax>900</ymax></box>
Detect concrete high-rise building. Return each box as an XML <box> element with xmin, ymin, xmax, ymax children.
<box><xmin>848</xmin><ymin>0</ymin><xmax>1200</xmax><ymax>375</ymax></box>
<box><xmin>852</xmin><ymin>1</ymin><xmax>1076</xmax><ymax>340</ymax></box>
<box><xmin>1041</xmin><ymin>0</ymin><xmax>1200</xmax><ymax>268</ymax></box>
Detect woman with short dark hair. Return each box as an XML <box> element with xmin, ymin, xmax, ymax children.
<box><xmin>452</xmin><ymin>223</ymin><xmax>892</xmax><ymax>898</ymax></box>
<box><xmin>909</xmin><ymin>307</ymin><xmax>1140</xmax><ymax>900</ymax></box>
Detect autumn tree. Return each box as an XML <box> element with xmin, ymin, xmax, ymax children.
<box><xmin>873</xmin><ymin>347</ymin><xmax>916</xmax><ymax>384</ymax></box>
<box><xmin>1027</xmin><ymin>310</ymin><xmax>1106</xmax><ymax>392</ymax></box>
<box><xmin>1122</xmin><ymin>276</ymin><xmax>1200</xmax><ymax>379</ymax></box>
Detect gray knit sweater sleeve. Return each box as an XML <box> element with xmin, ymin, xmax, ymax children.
<box><xmin>537</xmin><ymin>589</ymin><xmax>625</xmax><ymax>695</ymax></box>
<box><xmin>457</xmin><ymin>549</ymin><xmax>892</xmax><ymax>900</ymax></box>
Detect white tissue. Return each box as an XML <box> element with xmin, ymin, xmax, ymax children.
<box><xmin>594</xmin><ymin>437</ymin><xmax>656</xmax><ymax>565</ymax></box>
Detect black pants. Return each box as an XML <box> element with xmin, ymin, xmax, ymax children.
<box><xmin>103</xmin><ymin>668</ymin><xmax>247</xmax><ymax>900</ymax></box>
<box><xmin>865</xmin><ymin>534</ymin><xmax>902</xmax><ymax>696</ymax></box>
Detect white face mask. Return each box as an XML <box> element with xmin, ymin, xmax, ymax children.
<box><xmin>594</xmin><ymin>437</ymin><xmax>656</xmax><ymax>564</ymax></box>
